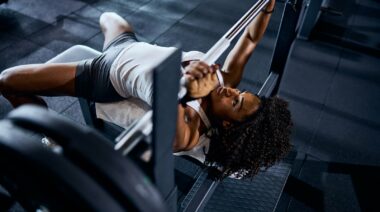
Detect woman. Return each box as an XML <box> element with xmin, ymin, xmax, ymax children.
<box><xmin>0</xmin><ymin>0</ymin><xmax>292</xmax><ymax>179</ymax></box>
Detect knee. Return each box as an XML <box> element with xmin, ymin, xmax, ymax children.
<box><xmin>100</xmin><ymin>12</ymin><xmax>120</xmax><ymax>27</ymax></box>
<box><xmin>99</xmin><ymin>12</ymin><xmax>132</xmax><ymax>32</ymax></box>
<box><xmin>99</xmin><ymin>12</ymin><xmax>117</xmax><ymax>24</ymax></box>
<box><xmin>0</xmin><ymin>69</ymin><xmax>15</xmax><ymax>93</ymax></box>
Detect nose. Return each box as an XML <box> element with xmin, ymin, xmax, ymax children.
<box><xmin>223</xmin><ymin>87</ymin><xmax>239</xmax><ymax>97</ymax></box>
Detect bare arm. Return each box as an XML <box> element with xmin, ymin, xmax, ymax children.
<box><xmin>174</xmin><ymin>62</ymin><xmax>219</xmax><ymax>152</ymax></box>
<box><xmin>222</xmin><ymin>0</ymin><xmax>275</xmax><ymax>88</ymax></box>
<box><xmin>173</xmin><ymin>105</ymin><xmax>200</xmax><ymax>152</ymax></box>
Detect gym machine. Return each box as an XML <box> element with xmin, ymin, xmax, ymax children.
<box><xmin>0</xmin><ymin>0</ymin><xmax>307</xmax><ymax>211</ymax></box>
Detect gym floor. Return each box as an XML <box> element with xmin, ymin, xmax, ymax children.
<box><xmin>1</xmin><ymin>0</ymin><xmax>380</xmax><ymax>211</ymax></box>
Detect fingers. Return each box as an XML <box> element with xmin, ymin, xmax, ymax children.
<box><xmin>185</xmin><ymin>72</ymin><xmax>219</xmax><ymax>98</ymax></box>
<box><xmin>184</xmin><ymin>61</ymin><xmax>219</xmax><ymax>79</ymax></box>
<box><xmin>186</xmin><ymin>61</ymin><xmax>208</xmax><ymax>78</ymax></box>
<box><xmin>210</xmin><ymin>64</ymin><xmax>220</xmax><ymax>73</ymax></box>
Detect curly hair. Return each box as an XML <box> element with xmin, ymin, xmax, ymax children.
<box><xmin>205</xmin><ymin>96</ymin><xmax>293</xmax><ymax>179</ymax></box>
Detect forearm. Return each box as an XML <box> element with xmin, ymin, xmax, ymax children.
<box><xmin>222</xmin><ymin>32</ymin><xmax>256</xmax><ymax>87</ymax></box>
<box><xmin>222</xmin><ymin>0</ymin><xmax>275</xmax><ymax>87</ymax></box>
<box><xmin>246</xmin><ymin>0</ymin><xmax>275</xmax><ymax>44</ymax></box>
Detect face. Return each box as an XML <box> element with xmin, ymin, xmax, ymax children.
<box><xmin>209</xmin><ymin>86</ymin><xmax>261</xmax><ymax>123</ymax></box>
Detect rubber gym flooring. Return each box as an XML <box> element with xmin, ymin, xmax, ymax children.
<box><xmin>1</xmin><ymin>0</ymin><xmax>380</xmax><ymax>211</ymax></box>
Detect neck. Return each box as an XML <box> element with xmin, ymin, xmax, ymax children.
<box><xmin>200</xmin><ymin>96</ymin><xmax>210</xmax><ymax>116</ymax></box>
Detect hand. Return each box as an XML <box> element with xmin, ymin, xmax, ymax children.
<box><xmin>265</xmin><ymin>0</ymin><xmax>275</xmax><ymax>11</ymax></box>
<box><xmin>183</xmin><ymin>61</ymin><xmax>219</xmax><ymax>98</ymax></box>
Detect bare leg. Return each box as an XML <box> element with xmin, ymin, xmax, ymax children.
<box><xmin>99</xmin><ymin>12</ymin><xmax>134</xmax><ymax>49</ymax></box>
<box><xmin>0</xmin><ymin>12</ymin><xmax>132</xmax><ymax>107</ymax></box>
<box><xmin>0</xmin><ymin>62</ymin><xmax>78</xmax><ymax>107</ymax></box>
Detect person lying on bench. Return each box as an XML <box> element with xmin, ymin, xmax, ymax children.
<box><xmin>0</xmin><ymin>0</ymin><xmax>292</xmax><ymax>179</ymax></box>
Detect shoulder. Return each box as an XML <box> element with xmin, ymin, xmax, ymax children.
<box><xmin>184</xmin><ymin>106</ymin><xmax>200</xmax><ymax>123</ymax></box>
<box><xmin>174</xmin><ymin>105</ymin><xmax>202</xmax><ymax>152</ymax></box>
<box><xmin>183</xmin><ymin>106</ymin><xmax>203</xmax><ymax>150</ymax></box>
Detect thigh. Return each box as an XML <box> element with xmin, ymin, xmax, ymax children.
<box><xmin>1</xmin><ymin>63</ymin><xmax>78</xmax><ymax>96</ymax></box>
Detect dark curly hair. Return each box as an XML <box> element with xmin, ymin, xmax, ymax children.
<box><xmin>205</xmin><ymin>96</ymin><xmax>293</xmax><ymax>179</ymax></box>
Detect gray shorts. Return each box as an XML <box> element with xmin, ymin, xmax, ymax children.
<box><xmin>75</xmin><ymin>32</ymin><xmax>138</xmax><ymax>102</ymax></box>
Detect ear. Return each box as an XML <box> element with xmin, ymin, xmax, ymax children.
<box><xmin>222</xmin><ymin>120</ymin><xmax>232</xmax><ymax>129</ymax></box>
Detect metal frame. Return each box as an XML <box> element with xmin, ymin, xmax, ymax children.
<box><xmin>297</xmin><ymin>0</ymin><xmax>324</xmax><ymax>40</ymax></box>
<box><xmin>113</xmin><ymin>49</ymin><xmax>182</xmax><ymax>212</ymax></box>
<box><xmin>259</xmin><ymin>0</ymin><xmax>304</xmax><ymax>97</ymax></box>
<box><xmin>152</xmin><ymin>49</ymin><xmax>181</xmax><ymax>212</ymax></box>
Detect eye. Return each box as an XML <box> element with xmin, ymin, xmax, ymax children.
<box><xmin>232</xmin><ymin>98</ymin><xmax>238</xmax><ymax>107</ymax></box>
